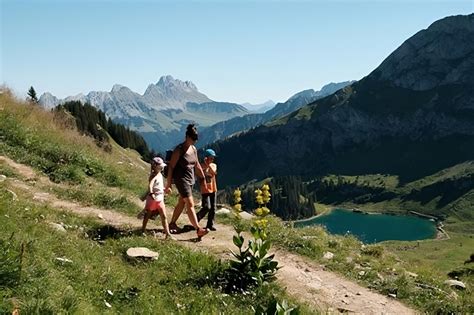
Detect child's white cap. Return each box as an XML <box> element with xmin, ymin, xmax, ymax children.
<box><xmin>152</xmin><ymin>157</ymin><xmax>166</xmax><ymax>168</ymax></box>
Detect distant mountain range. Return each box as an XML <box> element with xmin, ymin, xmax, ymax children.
<box><xmin>39</xmin><ymin>75</ymin><xmax>249</xmax><ymax>151</ymax></box>
<box><xmin>240</xmin><ymin>100</ymin><xmax>276</xmax><ymax>113</ymax></box>
<box><xmin>212</xmin><ymin>14</ymin><xmax>474</xmax><ymax>187</ymax></box>
<box><xmin>40</xmin><ymin>75</ymin><xmax>353</xmax><ymax>153</ymax></box>
<box><xmin>198</xmin><ymin>81</ymin><xmax>354</xmax><ymax>147</ymax></box>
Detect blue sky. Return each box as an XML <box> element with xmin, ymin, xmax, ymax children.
<box><xmin>1</xmin><ymin>0</ymin><xmax>472</xmax><ymax>104</ymax></box>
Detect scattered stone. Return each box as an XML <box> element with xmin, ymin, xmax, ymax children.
<box><xmin>302</xmin><ymin>235</ymin><xmax>318</xmax><ymax>239</ymax></box>
<box><xmin>216</xmin><ymin>208</ymin><xmax>231</xmax><ymax>215</ymax></box>
<box><xmin>239</xmin><ymin>211</ymin><xmax>254</xmax><ymax>220</ymax></box>
<box><xmin>107</xmin><ymin>290</ymin><xmax>114</xmax><ymax>296</ymax></box>
<box><xmin>388</xmin><ymin>293</ymin><xmax>397</xmax><ymax>298</ymax></box>
<box><xmin>376</xmin><ymin>273</ymin><xmax>385</xmax><ymax>281</ymax></box>
<box><xmin>49</xmin><ymin>222</ymin><xmax>67</xmax><ymax>233</ymax></box>
<box><xmin>356</xmin><ymin>291</ymin><xmax>362</xmax><ymax>296</ymax></box>
<box><xmin>406</xmin><ymin>271</ymin><xmax>418</xmax><ymax>278</ymax></box>
<box><xmin>0</xmin><ymin>174</ymin><xmax>6</xmax><ymax>182</ymax></box>
<box><xmin>444</xmin><ymin>280</ymin><xmax>466</xmax><ymax>290</ymax></box>
<box><xmin>104</xmin><ymin>300</ymin><xmax>112</xmax><ymax>308</ymax></box>
<box><xmin>56</xmin><ymin>257</ymin><xmax>73</xmax><ymax>263</ymax></box>
<box><xmin>305</xmin><ymin>268</ymin><xmax>310</xmax><ymax>272</ymax></box>
<box><xmin>323</xmin><ymin>252</ymin><xmax>334</xmax><ymax>260</ymax></box>
<box><xmin>98</xmin><ymin>213</ymin><xmax>104</xmax><ymax>220</ymax></box>
<box><xmin>345</xmin><ymin>256</ymin><xmax>353</xmax><ymax>263</ymax></box>
<box><xmin>126</xmin><ymin>247</ymin><xmax>159</xmax><ymax>260</ymax></box>
<box><xmin>358</xmin><ymin>271</ymin><xmax>366</xmax><ymax>276</ymax></box>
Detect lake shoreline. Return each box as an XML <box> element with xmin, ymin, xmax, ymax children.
<box><xmin>294</xmin><ymin>206</ymin><xmax>440</xmax><ymax>243</ymax></box>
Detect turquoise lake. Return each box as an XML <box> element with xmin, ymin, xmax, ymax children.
<box><xmin>295</xmin><ymin>209</ymin><xmax>437</xmax><ymax>243</ymax></box>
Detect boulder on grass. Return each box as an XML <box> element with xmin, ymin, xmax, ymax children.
<box><xmin>126</xmin><ymin>247</ymin><xmax>159</xmax><ymax>260</ymax></box>
<box><xmin>444</xmin><ymin>279</ymin><xmax>466</xmax><ymax>290</ymax></box>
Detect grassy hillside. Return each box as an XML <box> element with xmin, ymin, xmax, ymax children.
<box><xmin>0</xmin><ymin>92</ymin><xmax>305</xmax><ymax>314</ymax></box>
<box><xmin>1</xmin><ymin>91</ymin><xmax>473</xmax><ymax>313</ymax></box>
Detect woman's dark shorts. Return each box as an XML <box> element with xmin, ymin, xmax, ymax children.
<box><xmin>175</xmin><ymin>180</ymin><xmax>193</xmax><ymax>198</ymax></box>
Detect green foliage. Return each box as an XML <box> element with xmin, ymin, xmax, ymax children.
<box><xmin>0</xmin><ymin>234</ymin><xmax>23</xmax><ymax>288</ymax></box>
<box><xmin>254</xmin><ymin>298</ymin><xmax>299</xmax><ymax>315</ymax></box>
<box><xmin>228</xmin><ymin>233</ymin><xmax>278</xmax><ymax>291</ymax></box>
<box><xmin>228</xmin><ymin>185</ymin><xmax>279</xmax><ymax>292</ymax></box>
<box><xmin>361</xmin><ymin>245</ymin><xmax>384</xmax><ymax>257</ymax></box>
<box><xmin>27</xmin><ymin>86</ymin><xmax>38</xmax><ymax>103</ymax></box>
<box><xmin>0</xmin><ymin>103</ymin><xmax>126</xmax><ymax>186</ymax></box>
<box><xmin>55</xmin><ymin>101</ymin><xmax>155</xmax><ymax>161</ymax></box>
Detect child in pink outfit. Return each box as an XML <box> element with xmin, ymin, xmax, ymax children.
<box><xmin>141</xmin><ymin>157</ymin><xmax>173</xmax><ymax>239</ymax></box>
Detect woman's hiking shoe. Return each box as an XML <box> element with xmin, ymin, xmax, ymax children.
<box><xmin>197</xmin><ymin>228</ymin><xmax>209</xmax><ymax>238</ymax></box>
<box><xmin>169</xmin><ymin>222</ymin><xmax>179</xmax><ymax>234</ymax></box>
<box><xmin>207</xmin><ymin>226</ymin><xmax>216</xmax><ymax>231</ymax></box>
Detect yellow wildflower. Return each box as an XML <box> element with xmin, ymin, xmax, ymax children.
<box><xmin>233</xmin><ymin>188</ymin><xmax>241</xmax><ymax>198</ymax></box>
<box><xmin>255</xmin><ymin>207</ymin><xmax>263</xmax><ymax>216</ymax></box>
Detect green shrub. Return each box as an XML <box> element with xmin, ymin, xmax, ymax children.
<box><xmin>361</xmin><ymin>245</ymin><xmax>384</xmax><ymax>257</ymax></box>
<box><xmin>228</xmin><ymin>185</ymin><xmax>279</xmax><ymax>292</ymax></box>
<box><xmin>254</xmin><ymin>297</ymin><xmax>299</xmax><ymax>315</ymax></box>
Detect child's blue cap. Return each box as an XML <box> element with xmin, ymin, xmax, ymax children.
<box><xmin>205</xmin><ymin>149</ymin><xmax>216</xmax><ymax>157</ymax></box>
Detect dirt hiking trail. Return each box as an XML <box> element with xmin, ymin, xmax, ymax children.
<box><xmin>1</xmin><ymin>155</ymin><xmax>416</xmax><ymax>314</ymax></box>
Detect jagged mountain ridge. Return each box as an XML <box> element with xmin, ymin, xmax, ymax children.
<box><xmin>198</xmin><ymin>81</ymin><xmax>354</xmax><ymax>148</ymax></box>
<box><xmin>211</xmin><ymin>14</ymin><xmax>474</xmax><ymax>187</ymax></box>
<box><xmin>39</xmin><ymin>75</ymin><xmax>249</xmax><ymax>151</ymax></box>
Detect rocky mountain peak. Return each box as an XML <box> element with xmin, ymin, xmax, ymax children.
<box><xmin>111</xmin><ymin>84</ymin><xmax>128</xmax><ymax>93</ymax></box>
<box><xmin>38</xmin><ymin>92</ymin><xmax>59</xmax><ymax>109</ymax></box>
<box><xmin>156</xmin><ymin>75</ymin><xmax>198</xmax><ymax>92</ymax></box>
<box><xmin>370</xmin><ymin>14</ymin><xmax>474</xmax><ymax>91</ymax></box>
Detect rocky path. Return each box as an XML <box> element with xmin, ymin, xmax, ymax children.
<box><xmin>1</xmin><ymin>155</ymin><xmax>417</xmax><ymax>314</ymax></box>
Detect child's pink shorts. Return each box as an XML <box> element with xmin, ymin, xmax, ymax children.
<box><xmin>145</xmin><ymin>195</ymin><xmax>165</xmax><ymax>214</ymax></box>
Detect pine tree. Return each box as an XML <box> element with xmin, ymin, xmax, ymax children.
<box><xmin>27</xmin><ymin>86</ymin><xmax>39</xmax><ymax>103</ymax></box>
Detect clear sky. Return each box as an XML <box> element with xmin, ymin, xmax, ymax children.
<box><xmin>1</xmin><ymin>0</ymin><xmax>472</xmax><ymax>104</ymax></box>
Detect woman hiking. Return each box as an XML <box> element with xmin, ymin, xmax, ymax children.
<box><xmin>165</xmin><ymin>124</ymin><xmax>208</xmax><ymax>238</ymax></box>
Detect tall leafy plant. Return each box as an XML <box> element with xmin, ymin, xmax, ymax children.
<box><xmin>229</xmin><ymin>184</ymin><xmax>279</xmax><ymax>291</ymax></box>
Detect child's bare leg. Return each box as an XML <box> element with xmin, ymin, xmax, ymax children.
<box><xmin>159</xmin><ymin>209</ymin><xmax>171</xmax><ymax>236</ymax></box>
<box><xmin>142</xmin><ymin>211</ymin><xmax>151</xmax><ymax>233</ymax></box>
